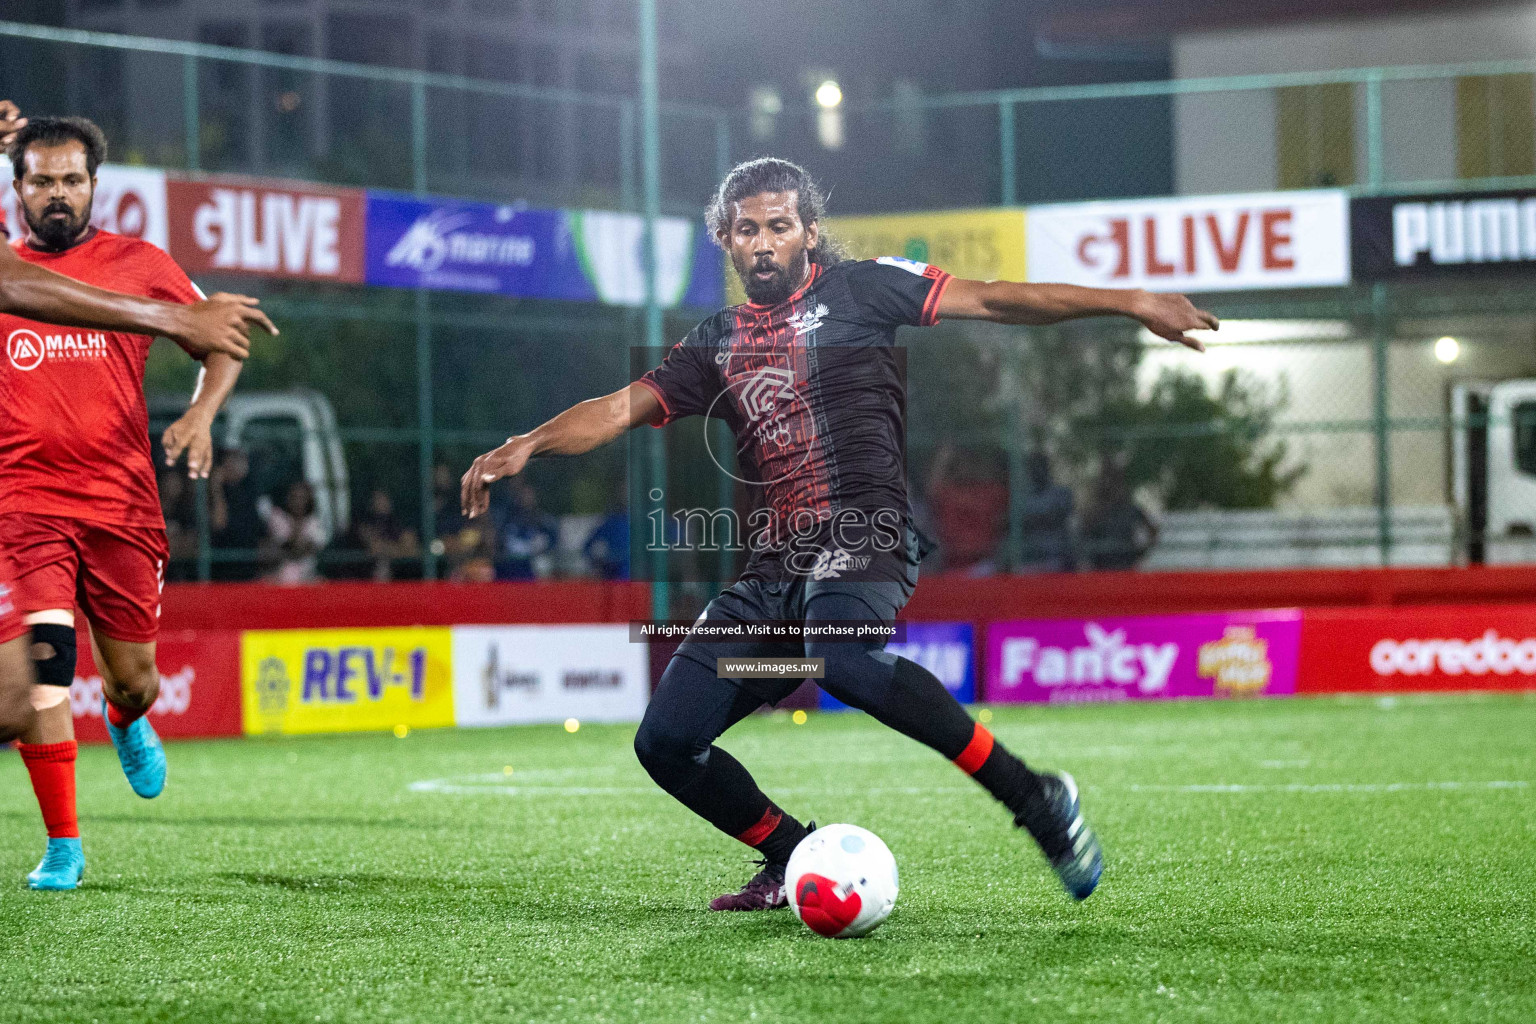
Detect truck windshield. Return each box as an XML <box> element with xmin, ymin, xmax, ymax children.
<box><xmin>1516</xmin><ymin>402</ymin><xmax>1536</xmax><ymax>477</ymax></box>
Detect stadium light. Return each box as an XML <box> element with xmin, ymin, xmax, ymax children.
<box><xmin>814</xmin><ymin>78</ymin><xmax>845</xmax><ymax>150</ymax></box>
<box><xmin>1435</xmin><ymin>336</ymin><xmax>1461</xmax><ymax>364</ymax></box>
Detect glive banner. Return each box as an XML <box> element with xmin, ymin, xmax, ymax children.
<box><xmin>820</xmin><ymin>622</ymin><xmax>975</xmax><ymax>710</ymax></box>
<box><xmin>242</xmin><ymin>628</ymin><xmax>455</xmax><ymax>736</ymax></box>
<box><xmin>987</xmin><ymin>610</ymin><xmax>1301</xmax><ymax>703</ymax></box>
<box><xmin>71</xmin><ymin>629</ymin><xmax>242</xmax><ymax>743</ymax></box>
<box><xmin>1299</xmin><ymin>605</ymin><xmax>1536</xmax><ymax>693</ymax></box>
<box><xmin>364</xmin><ymin>193</ymin><xmax>723</xmax><ymax>308</ymax></box>
<box><xmin>1</xmin><ymin>164</ymin><xmax>168</xmax><ymax>251</ymax></box>
<box><xmin>1026</xmin><ymin>190</ymin><xmax>1349</xmax><ymax>292</ymax></box>
<box><xmin>451</xmin><ymin>625</ymin><xmax>648</xmax><ymax>725</ymax></box>
<box><xmin>1351</xmin><ymin>189</ymin><xmax>1536</xmax><ymax>281</ymax></box>
<box><xmin>166</xmin><ymin>176</ymin><xmax>365</xmax><ymax>283</ymax></box>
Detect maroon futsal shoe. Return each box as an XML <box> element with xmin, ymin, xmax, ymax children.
<box><xmin>708</xmin><ymin>860</ymin><xmax>789</xmax><ymax>911</ymax></box>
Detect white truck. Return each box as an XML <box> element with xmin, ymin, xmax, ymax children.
<box><xmin>1452</xmin><ymin>379</ymin><xmax>1536</xmax><ymax>565</ymax></box>
<box><xmin>149</xmin><ymin>388</ymin><xmax>350</xmax><ymax>544</ymax></box>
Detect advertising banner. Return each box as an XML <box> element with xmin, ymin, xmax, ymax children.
<box><xmin>365</xmin><ymin>193</ymin><xmax>721</xmax><ymax>308</ymax></box>
<box><xmin>820</xmin><ymin>622</ymin><xmax>975</xmax><ymax>710</ymax></box>
<box><xmin>570</xmin><ymin>209</ymin><xmax>725</xmax><ymax>308</ymax></box>
<box><xmin>728</xmin><ymin>209</ymin><xmax>1026</xmax><ymax>305</ymax></box>
<box><xmin>1026</xmin><ymin>190</ymin><xmax>1349</xmax><ymax>293</ymax></box>
<box><xmin>241</xmin><ymin>627</ymin><xmax>454</xmax><ymax>736</ymax></box>
<box><xmin>1</xmin><ymin>164</ymin><xmax>168</xmax><ymax>251</ymax></box>
<box><xmin>71</xmin><ymin>629</ymin><xmax>242</xmax><ymax>743</ymax></box>
<box><xmin>1299</xmin><ymin>605</ymin><xmax>1536</xmax><ymax>693</ymax></box>
<box><xmin>832</xmin><ymin>209</ymin><xmax>1027</xmax><ymax>286</ymax></box>
<box><xmin>167</xmin><ymin>177</ymin><xmax>365</xmax><ymax>282</ymax></box>
<box><xmin>1351</xmin><ymin>190</ymin><xmax>1536</xmax><ymax>281</ymax></box>
<box><xmin>987</xmin><ymin>610</ymin><xmax>1301</xmax><ymax>704</ymax></box>
<box><xmin>451</xmin><ymin>625</ymin><xmax>649</xmax><ymax>725</ymax></box>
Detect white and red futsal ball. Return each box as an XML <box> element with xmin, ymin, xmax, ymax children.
<box><xmin>786</xmin><ymin>824</ymin><xmax>899</xmax><ymax>938</ymax></box>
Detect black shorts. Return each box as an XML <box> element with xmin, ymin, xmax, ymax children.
<box><xmin>672</xmin><ymin>558</ymin><xmax>918</xmax><ymax>702</ymax></box>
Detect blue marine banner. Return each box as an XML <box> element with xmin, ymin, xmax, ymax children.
<box><xmin>363</xmin><ymin>192</ymin><xmax>723</xmax><ymax>308</ymax></box>
<box><xmin>820</xmin><ymin>621</ymin><xmax>976</xmax><ymax>710</ymax></box>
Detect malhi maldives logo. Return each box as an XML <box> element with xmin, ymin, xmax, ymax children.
<box><xmin>7</xmin><ymin>327</ymin><xmax>108</xmax><ymax>371</ymax></box>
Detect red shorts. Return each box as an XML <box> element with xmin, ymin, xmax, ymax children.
<box><xmin>0</xmin><ymin>552</ymin><xmax>23</xmax><ymax>645</ymax></box>
<box><xmin>0</xmin><ymin>513</ymin><xmax>168</xmax><ymax>644</ymax></box>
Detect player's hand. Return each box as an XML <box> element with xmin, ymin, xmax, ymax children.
<box><xmin>0</xmin><ymin>101</ymin><xmax>26</xmax><ymax>148</ymax></box>
<box><xmin>173</xmin><ymin>294</ymin><xmax>279</xmax><ymax>360</ymax></box>
<box><xmin>163</xmin><ymin>412</ymin><xmax>216</xmax><ymax>479</ymax></box>
<box><xmin>462</xmin><ymin>437</ymin><xmax>535</xmax><ymax>519</ymax></box>
<box><xmin>1129</xmin><ymin>291</ymin><xmax>1218</xmax><ymax>351</ymax></box>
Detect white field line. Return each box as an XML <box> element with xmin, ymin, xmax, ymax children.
<box><xmin>407</xmin><ymin>774</ymin><xmax>1530</xmax><ymax>798</ymax></box>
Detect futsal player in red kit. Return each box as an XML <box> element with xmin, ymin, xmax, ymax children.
<box><xmin>0</xmin><ymin>116</ymin><xmax>250</xmax><ymax>890</ymax></box>
<box><xmin>0</xmin><ymin>102</ymin><xmax>269</xmax><ymax>757</ymax></box>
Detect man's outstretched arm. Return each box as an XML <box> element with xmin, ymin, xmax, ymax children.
<box><xmin>0</xmin><ymin>243</ymin><xmax>276</xmax><ymax>359</ymax></box>
<box><xmin>461</xmin><ymin>382</ymin><xmax>663</xmax><ymax>519</ymax></box>
<box><xmin>937</xmin><ymin>277</ymin><xmax>1218</xmax><ymax>351</ymax></box>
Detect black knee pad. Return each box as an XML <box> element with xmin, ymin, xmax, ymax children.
<box><xmin>29</xmin><ymin>623</ymin><xmax>77</xmax><ymax>688</ymax></box>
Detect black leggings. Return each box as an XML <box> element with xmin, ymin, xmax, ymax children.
<box><xmin>634</xmin><ymin>583</ymin><xmax>1029</xmax><ymax>857</ymax></box>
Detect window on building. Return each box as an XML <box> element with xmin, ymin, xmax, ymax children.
<box><xmin>1457</xmin><ymin>73</ymin><xmax>1536</xmax><ymax>181</ymax></box>
<box><xmin>1276</xmin><ymin>83</ymin><xmax>1355</xmax><ymax>188</ymax></box>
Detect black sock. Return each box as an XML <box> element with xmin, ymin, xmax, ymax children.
<box><xmin>668</xmin><ymin>745</ymin><xmax>808</xmax><ymax>860</ymax></box>
<box><xmin>755</xmin><ymin>814</ymin><xmax>810</xmax><ymax>866</ymax></box>
<box><xmin>972</xmin><ymin>742</ymin><xmax>1048</xmax><ymax>821</ymax></box>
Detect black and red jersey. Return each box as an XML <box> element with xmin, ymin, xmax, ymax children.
<box><xmin>638</xmin><ymin>257</ymin><xmax>951</xmax><ymax>583</ymax></box>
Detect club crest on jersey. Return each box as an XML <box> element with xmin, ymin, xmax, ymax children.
<box><xmin>7</xmin><ymin>327</ymin><xmax>107</xmax><ymax>371</ymax></box>
<box><xmin>740</xmin><ymin>366</ymin><xmax>797</xmax><ymax>422</ymax></box>
<box><xmin>787</xmin><ymin>303</ymin><xmax>829</xmax><ymax>336</ymax></box>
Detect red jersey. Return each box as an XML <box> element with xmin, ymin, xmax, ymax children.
<box><xmin>0</xmin><ymin>229</ymin><xmax>201</xmax><ymax>528</ymax></box>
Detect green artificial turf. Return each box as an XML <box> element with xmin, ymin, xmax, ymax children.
<box><xmin>1</xmin><ymin>694</ymin><xmax>1533</xmax><ymax>1023</ymax></box>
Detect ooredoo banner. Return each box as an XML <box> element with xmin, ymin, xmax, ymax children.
<box><xmin>167</xmin><ymin>177</ymin><xmax>365</xmax><ymax>282</ymax></box>
<box><xmin>450</xmin><ymin>625</ymin><xmax>649</xmax><ymax>725</ymax></box>
<box><xmin>72</xmin><ymin>628</ymin><xmax>241</xmax><ymax>743</ymax></box>
<box><xmin>1298</xmin><ymin>605</ymin><xmax>1536</xmax><ymax>693</ymax></box>
<box><xmin>1026</xmin><ymin>190</ymin><xmax>1349</xmax><ymax>293</ymax></box>
<box><xmin>241</xmin><ymin>627</ymin><xmax>455</xmax><ymax>735</ymax></box>
<box><xmin>986</xmin><ymin>610</ymin><xmax>1301</xmax><ymax>704</ymax></box>
<box><xmin>820</xmin><ymin>622</ymin><xmax>975</xmax><ymax>710</ymax></box>
<box><xmin>1</xmin><ymin>164</ymin><xmax>168</xmax><ymax>251</ymax></box>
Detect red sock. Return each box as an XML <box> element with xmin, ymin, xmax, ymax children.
<box><xmin>106</xmin><ymin>701</ymin><xmax>146</xmax><ymax>729</ymax></box>
<box><xmin>17</xmin><ymin>741</ymin><xmax>79</xmax><ymax>839</ymax></box>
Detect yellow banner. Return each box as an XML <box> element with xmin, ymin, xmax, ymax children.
<box><xmin>723</xmin><ymin>208</ymin><xmax>1026</xmax><ymax>303</ymax></box>
<box><xmin>242</xmin><ymin>627</ymin><xmax>455</xmax><ymax>736</ymax></box>
<box><xmin>829</xmin><ymin>209</ymin><xmax>1026</xmax><ymax>283</ymax></box>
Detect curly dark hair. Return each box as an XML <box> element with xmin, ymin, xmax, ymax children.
<box><xmin>9</xmin><ymin>115</ymin><xmax>108</xmax><ymax>180</ymax></box>
<box><xmin>705</xmin><ymin>157</ymin><xmax>848</xmax><ymax>267</ymax></box>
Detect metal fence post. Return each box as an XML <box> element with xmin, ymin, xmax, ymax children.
<box><xmin>194</xmin><ymin>477</ymin><xmax>212</xmax><ymax>582</ymax></box>
<box><xmin>999</xmin><ymin>100</ymin><xmax>1017</xmax><ymax>206</ymax></box>
<box><xmin>713</xmin><ymin>113</ymin><xmax>734</xmax><ymax>585</ymax></box>
<box><xmin>1372</xmin><ymin>282</ymin><xmax>1392</xmax><ymax>565</ymax></box>
<box><xmin>639</xmin><ymin>0</ymin><xmax>669</xmax><ymax>620</ymax></box>
<box><xmin>182</xmin><ymin>54</ymin><xmax>200</xmax><ymax>172</ymax></box>
<box><xmin>412</xmin><ymin>80</ymin><xmax>438</xmax><ymax>580</ymax></box>
<box><xmin>1365</xmin><ymin>72</ymin><xmax>1384</xmax><ymax>190</ymax></box>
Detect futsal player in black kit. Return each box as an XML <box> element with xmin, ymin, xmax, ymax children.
<box><xmin>462</xmin><ymin>158</ymin><xmax>1217</xmax><ymax>910</ymax></box>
